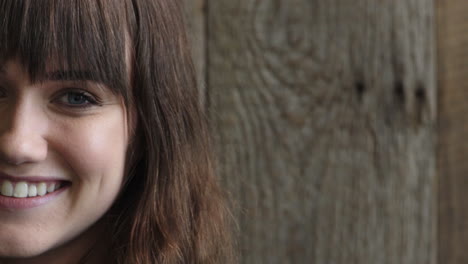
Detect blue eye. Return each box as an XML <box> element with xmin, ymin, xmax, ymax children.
<box><xmin>67</xmin><ymin>92</ymin><xmax>89</xmax><ymax>105</ymax></box>
<box><xmin>56</xmin><ymin>90</ymin><xmax>100</xmax><ymax>108</ymax></box>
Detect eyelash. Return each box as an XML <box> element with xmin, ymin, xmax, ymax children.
<box><xmin>0</xmin><ymin>86</ymin><xmax>102</xmax><ymax>110</ymax></box>
<box><xmin>55</xmin><ymin>89</ymin><xmax>102</xmax><ymax>108</ymax></box>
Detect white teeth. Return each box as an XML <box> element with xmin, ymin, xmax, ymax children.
<box><xmin>1</xmin><ymin>181</ymin><xmax>13</xmax><ymax>197</ymax></box>
<box><xmin>28</xmin><ymin>184</ymin><xmax>37</xmax><ymax>197</ymax></box>
<box><xmin>37</xmin><ymin>183</ymin><xmax>47</xmax><ymax>196</ymax></box>
<box><xmin>13</xmin><ymin>182</ymin><xmax>28</xmax><ymax>198</ymax></box>
<box><xmin>0</xmin><ymin>180</ymin><xmax>63</xmax><ymax>198</ymax></box>
<box><xmin>47</xmin><ymin>183</ymin><xmax>56</xmax><ymax>193</ymax></box>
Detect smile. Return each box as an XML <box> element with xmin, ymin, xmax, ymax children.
<box><xmin>0</xmin><ymin>180</ymin><xmax>65</xmax><ymax>198</ymax></box>
<box><xmin>0</xmin><ymin>176</ymin><xmax>71</xmax><ymax>210</ymax></box>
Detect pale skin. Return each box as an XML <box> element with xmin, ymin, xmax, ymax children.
<box><xmin>0</xmin><ymin>59</ymin><xmax>131</xmax><ymax>264</ymax></box>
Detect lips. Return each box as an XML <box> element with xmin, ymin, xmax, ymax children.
<box><xmin>0</xmin><ymin>180</ymin><xmax>64</xmax><ymax>198</ymax></box>
<box><xmin>0</xmin><ymin>172</ymin><xmax>71</xmax><ymax>210</ymax></box>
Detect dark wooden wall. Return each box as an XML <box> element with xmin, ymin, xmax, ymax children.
<box><xmin>438</xmin><ymin>0</ymin><xmax>468</xmax><ymax>263</ymax></box>
<box><xmin>183</xmin><ymin>0</ymin><xmax>467</xmax><ymax>263</ymax></box>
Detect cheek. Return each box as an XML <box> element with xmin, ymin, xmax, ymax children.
<box><xmin>49</xmin><ymin>110</ymin><xmax>129</xmax><ymax>194</ymax></box>
<box><xmin>72</xmin><ymin>125</ymin><xmax>126</xmax><ymax>176</ymax></box>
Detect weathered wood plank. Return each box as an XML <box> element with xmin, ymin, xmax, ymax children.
<box><xmin>437</xmin><ymin>1</ymin><xmax>468</xmax><ymax>263</ymax></box>
<box><xmin>208</xmin><ymin>1</ymin><xmax>436</xmax><ymax>263</ymax></box>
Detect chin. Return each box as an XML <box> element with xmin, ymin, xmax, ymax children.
<box><xmin>0</xmin><ymin>230</ymin><xmax>54</xmax><ymax>259</ymax></box>
<box><xmin>0</xmin><ymin>243</ymin><xmax>45</xmax><ymax>259</ymax></box>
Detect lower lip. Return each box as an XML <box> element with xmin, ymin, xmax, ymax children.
<box><xmin>0</xmin><ymin>186</ymin><xmax>69</xmax><ymax>210</ymax></box>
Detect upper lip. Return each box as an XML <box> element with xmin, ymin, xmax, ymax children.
<box><xmin>0</xmin><ymin>171</ymin><xmax>69</xmax><ymax>183</ymax></box>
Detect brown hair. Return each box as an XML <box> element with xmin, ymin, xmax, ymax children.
<box><xmin>0</xmin><ymin>0</ymin><xmax>234</xmax><ymax>263</ymax></box>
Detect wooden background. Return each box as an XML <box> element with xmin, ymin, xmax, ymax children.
<box><xmin>438</xmin><ymin>0</ymin><xmax>468</xmax><ymax>263</ymax></box>
<box><xmin>183</xmin><ymin>0</ymin><xmax>468</xmax><ymax>263</ymax></box>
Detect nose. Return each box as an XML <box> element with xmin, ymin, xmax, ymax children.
<box><xmin>0</xmin><ymin>100</ymin><xmax>48</xmax><ymax>165</ymax></box>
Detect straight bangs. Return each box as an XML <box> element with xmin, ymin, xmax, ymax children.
<box><xmin>0</xmin><ymin>0</ymin><xmax>134</xmax><ymax>98</ymax></box>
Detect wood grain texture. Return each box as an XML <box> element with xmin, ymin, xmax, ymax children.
<box><xmin>207</xmin><ymin>1</ymin><xmax>437</xmax><ymax>263</ymax></box>
<box><xmin>437</xmin><ymin>1</ymin><xmax>468</xmax><ymax>263</ymax></box>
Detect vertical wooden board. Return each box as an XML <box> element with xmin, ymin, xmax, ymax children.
<box><xmin>437</xmin><ymin>1</ymin><xmax>468</xmax><ymax>263</ymax></box>
<box><xmin>182</xmin><ymin>0</ymin><xmax>206</xmax><ymax>106</ymax></box>
<box><xmin>207</xmin><ymin>1</ymin><xmax>437</xmax><ymax>263</ymax></box>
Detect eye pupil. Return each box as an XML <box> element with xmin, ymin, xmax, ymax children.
<box><xmin>68</xmin><ymin>93</ymin><xmax>87</xmax><ymax>104</ymax></box>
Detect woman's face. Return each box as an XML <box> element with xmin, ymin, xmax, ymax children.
<box><xmin>0</xmin><ymin>59</ymin><xmax>130</xmax><ymax>259</ymax></box>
